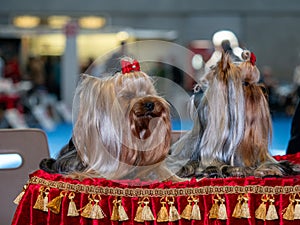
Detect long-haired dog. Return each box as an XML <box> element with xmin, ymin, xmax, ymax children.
<box><xmin>40</xmin><ymin>57</ymin><xmax>179</xmax><ymax>182</ymax></box>
<box><xmin>167</xmin><ymin>51</ymin><xmax>300</xmax><ymax>178</ymax></box>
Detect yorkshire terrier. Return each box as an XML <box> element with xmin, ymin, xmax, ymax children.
<box><xmin>167</xmin><ymin>50</ymin><xmax>300</xmax><ymax>178</ymax></box>
<box><xmin>40</xmin><ymin>57</ymin><xmax>180</xmax><ymax>182</ymax></box>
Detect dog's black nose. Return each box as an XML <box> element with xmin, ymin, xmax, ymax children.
<box><xmin>144</xmin><ymin>102</ymin><xmax>155</xmax><ymax>111</ymax></box>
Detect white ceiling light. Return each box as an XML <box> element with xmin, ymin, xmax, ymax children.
<box><xmin>13</xmin><ymin>15</ymin><xmax>40</xmax><ymax>28</ymax></box>
<box><xmin>78</xmin><ymin>16</ymin><xmax>106</xmax><ymax>29</ymax></box>
<box><xmin>48</xmin><ymin>16</ymin><xmax>71</xmax><ymax>29</ymax></box>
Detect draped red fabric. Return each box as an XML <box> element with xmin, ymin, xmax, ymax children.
<box><xmin>11</xmin><ymin>153</ymin><xmax>300</xmax><ymax>225</ymax></box>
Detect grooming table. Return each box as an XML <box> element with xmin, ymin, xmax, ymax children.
<box><xmin>12</xmin><ymin>153</ymin><xmax>300</xmax><ymax>225</ymax></box>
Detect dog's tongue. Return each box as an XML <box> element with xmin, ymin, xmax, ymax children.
<box><xmin>139</xmin><ymin>129</ymin><xmax>147</xmax><ymax>139</ymax></box>
<box><xmin>138</xmin><ymin>127</ymin><xmax>152</xmax><ymax>139</ymax></box>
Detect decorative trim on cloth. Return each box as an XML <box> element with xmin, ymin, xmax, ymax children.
<box><xmin>11</xmin><ymin>169</ymin><xmax>300</xmax><ymax>223</ymax></box>
<box><xmin>29</xmin><ymin>176</ymin><xmax>300</xmax><ymax>197</ymax></box>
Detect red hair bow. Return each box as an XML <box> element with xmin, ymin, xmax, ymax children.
<box><xmin>121</xmin><ymin>59</ymin><xmax>140</xmax><ymax>74</ymax></box>
<box><xmin>250</xmin><ymin>52</ymin><xmax>256</xmax><ymax>66</ymax></box>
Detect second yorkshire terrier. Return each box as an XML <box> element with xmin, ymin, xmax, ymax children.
<box><xmin>167</xmin><ymin>51</ymin><xmax>300</xmax><ymax>178</ymax></box>
<box><xmin>40</xmin><ymin>57</ymin><xmax>179</xmax><ymax>182</ymax></box>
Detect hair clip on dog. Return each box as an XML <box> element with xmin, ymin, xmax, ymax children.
<box><xmin>121</xmin><ymin>59</ymin><xmax>140</xmax><ymax>74</ymax></box>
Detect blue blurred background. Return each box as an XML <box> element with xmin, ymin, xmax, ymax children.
<box><xmin>46</xmin><ymin>116</ymin><xmax>292</xmax><ymax>159</ymax></box>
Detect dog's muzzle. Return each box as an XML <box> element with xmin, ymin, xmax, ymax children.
<box><xmin>130</xmin><ymin>98</ymin><xmax>167</xmax><ymax>139</ymax></box>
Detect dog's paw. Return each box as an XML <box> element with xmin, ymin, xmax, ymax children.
<box><xmin>254</xmin><ymin>161</ymin><xmax>299</xmax><ymax>178</ymax></box>
<box><xmin>176</xmin><ymin>165</ymin><xmax>195</xmax><ymax>177</ymax></box>
<box><xmin>221</xmin><ymin>165</ymin><xmax>253</xmax><ymax>177</ymax></box>
<box><xmin>253</xmin><ymin>167</ymin><xmax>282</xmax><ymax>178</ymax></box>
<box><xmin>196</xmin><ymin>166</ymin><xmax>223</xmax><ymax>178</ymax></box>
<box><xmin>176</xmin><ymin>161</ymin><xmax>199</xmax><ymax>178</ymax></box>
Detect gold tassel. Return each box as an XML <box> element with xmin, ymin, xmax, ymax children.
<box><xmin>294</xmin><ymin>198</ymin><xmax>300</xmax><ymax>219</ymax></box>
<box><xmin>209</xmin><ymin>195</ymin><xmax>219</xmax><ymax>219</ymax></box>
<box><xmin>47</xmin><ymin>191</ymin><xmax>67</xmax><ymax>214</ymax></box>
<box><xmin>110</xmin><ymin>197</ymin><xmax>120</xmax><ymax>221</ymax></box>
<box><xmin>168</xmin><ymin>196</ymin><xmax>181</xmax><ymax>222</ymax></box>
<box><xmin>81</xmin><ymin>195</ymin><xmax>94</xmax><ymax>218</ymax></box>
<box><xmin>255</xmin><ymin>194</ymin><xmax>268</xmax><ymax>221</ymax></box>
<box><xmin>232</xmin><ymin>194</ymin><xmax>242</xmax><ymax>218</ymax></box>
<box><xmin>134</xmin><ymin>199</ymin><xmax>144</xmax><ymax>222</ymax></box>
<box><xmin>33</xmin><ymin>186</ymin><xmax>49</xmax><ymax>212</ymax></box>
<box><xmin>67</xmin><ymin>192</ymin><xmax>79</xmax><ymax>217</ymax></box>
<box><xmin>169</xmin><ymin>205</ymin><xmax>181</xmax><ymax>222</ymax></box>
<box><xmin>266</xmin><ymin>194</ymin><xmax>278</xmax><ymax>220</ymax></box>
<box><xmin>190</xmin><ymin>196</ymin><xmax>201</xmax><ymax>220</ymax></box>
<box><xmin>43</xmin><ymin>188</ymin><xmax>50</xmax><ymax>212</ymax></box>
<box><xmin>13</xmin><ymin>184</ymin><xmax>28</xmax><ymax>205</ymax></box>
<box><xmin>240</xmin><ymin>194</ymin><xmax>251</xmax><ymax>218</ymax></box>
<box><xmin>217</xmin><ymin>196</ymin><xmax>228</xmax><ymax>220</ymax></box>
<box><xmin>282</xmin><ymin>194</ymin><xmax>295</xmax><ymax>220</ymax></box>
<box><xmin>89</xmin><ymin>195</ymin><xmax>105</xmax><ymax>219</ymax></box>
<box><xmin>117</xmin><ymin>197</ymin><xmax>129</xmax><ymax>221</ymax></box>
<box><xmin>180</xmin><ymin>196</ymin><xmax>193</xmax><ymax>220</ymax></box>
<box><xmin>157</xmin><ymin>197</ymin><xmax>168</xmax><ymax>222</ymax></box>
<box><xmin>141</xmin><ymin>197</ymin><xmax>155</xmax><ymax>221</ymax></box>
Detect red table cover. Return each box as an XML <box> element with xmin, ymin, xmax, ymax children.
<box><xmin>11</xmin><ymin>153</ymin><xmax>300</xmax><ymax>225</ymax></box>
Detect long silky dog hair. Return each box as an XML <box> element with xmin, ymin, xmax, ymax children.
<box><xmin>235</xmin><ymin>50</ymin><xmax>273</xmax><ymax>167</ymax></box>
<box><xmin>166</xmin><ymin>53</ymin><xmax>245</xmax><ymax>176</ymax></box>
<box><xmin>167</xmin><ymin>51</ymin><xmax>299</xmax><ymax>178</ymax></box>
<box><xmin>40</xmin><ymin>57</ymin><xmax>177</xmax><ymax>181</ymax></box>
<box><xmin>238</xmin><ymin>50</ymin><xmax>299</xmax><ymax>177</ymax></box>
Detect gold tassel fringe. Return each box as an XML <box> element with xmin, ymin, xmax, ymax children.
<box><xmin>134</xmin><ymin>199</ymin><xmax>144</xmax><ymax>222</ymax></box>
<box><xmin>157</xmin><ymin>197</ymin><xmax>168</xmax><ymax>222</ymax></box>
<box><xmin>33</xmin><ymin>189</ymin><xmax>45</xmax><ymax>211</ymax></box>
<box><xmin>13</xmin><ymin>184</ymin><xmax>28</xmax><ymax>205</ymax></box>
<box><xmin>47</xmin><ymin>191</ymin><xmax>66</xmax><ymax>214</ymax></box>
<box><xmin>266</xmin><ymin>195</ymin><xmax>278</xmax><ymax>220</ymax></box>
<box><xmin>283</xmin><ymin>194</ymin><xmax>295</xmax><ymax>220</ymax></box>
<box><xmin>209</xmin><ymin>195</ymin><xmax>219</xmax><ymax>219</ymax></box>
<box><xmin>240</xmin><ymin>194</ymin><xmax>251</xmax><ymax>218</ymax></box>
<box><xmin>30</xmin><ymin>184</ymin><xmax>300</xmax><ymax>222</ymax></box>
<box><xmin>14</xmin><ymin>190</ymin><xmax>25</xmax><ymax>205</ymax></box>
<box><xmin>141</xmin><ymin>197</ymin><xmax>155</xmax><ymax>221</ymax></box>
<box><xmin>110</xmin><ymin>197</ymin><xmax>119</xmax><ymax>221</ymax></box>
<box><xmin>43</xmin><ymin>189</ymin><xmax>50</xmax><ymax>212</ymax></box>
<box><xmin>89</xmin><ymin>195</ymin><xmax>105</xmax><ymax>219</ymax></box>
<box><xmin>255</xmin><ymin>194</ymin><xmax>268</xmax><ymax>221</ymax></box>
<box><xmin>118</xmin><ymin>197</ymin><xmax>129</xmax><ymax>221</ymax></box>
<box><xmin>80</xmin><ymin>195</ymin><xmax>94</xmax><ymax>218</ymax></box>
<box><xmin>33</xmin><ymin>186</ymin><xmax>50</xmax><ymax>212</ymax></box>
<box><xmin>167</xmin><ymin>196</ymin><xmax>181</xmax><ymax>222</ymax></box>
<box><xmin>110</xmin><ymin>196</ymin><xmax>128</xmax><ymax>221</ymax></box>
<box><xmin>181</xmin><ymin>196</ymin><xmax>193</xmax><ymax>220</ymax></box>
<box><xmin>232</xmin><ymin>194</ymin><xmax>242</xmax><ymax>218</ymax></box>
<box><xmin>190</xmin><ymin>197</ymin><xmax>201</xmax><ymax>220</ymax></box>
<box><xmin>218</xmin><ymin>196</ymin><xmax>228</xmax><ymax>220</ymax></box>
<box><xmin>67</xmin><ymin>192</ymin><xmax>79</xmax><ymax>217</ymax></box>
<box><xmin>294</xmin><ymin>198</ymin><xmax>300</xmax><ymax>219</ymax></box>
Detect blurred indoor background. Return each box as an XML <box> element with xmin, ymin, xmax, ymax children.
<box><xmin>1</xmin><ymin>0</ymin><xmax>300</xmax><ymax>160</ymax></box>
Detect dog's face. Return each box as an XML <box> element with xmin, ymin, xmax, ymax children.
<box><xmin>114</xmin><ymin>72</ymin><xmax>171</xmax><ymax>167</ymax></box>
<box><xmin>72</xmin><ymin>71</ymin><xmax>171</xmax><ymax>179</ymax></box>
